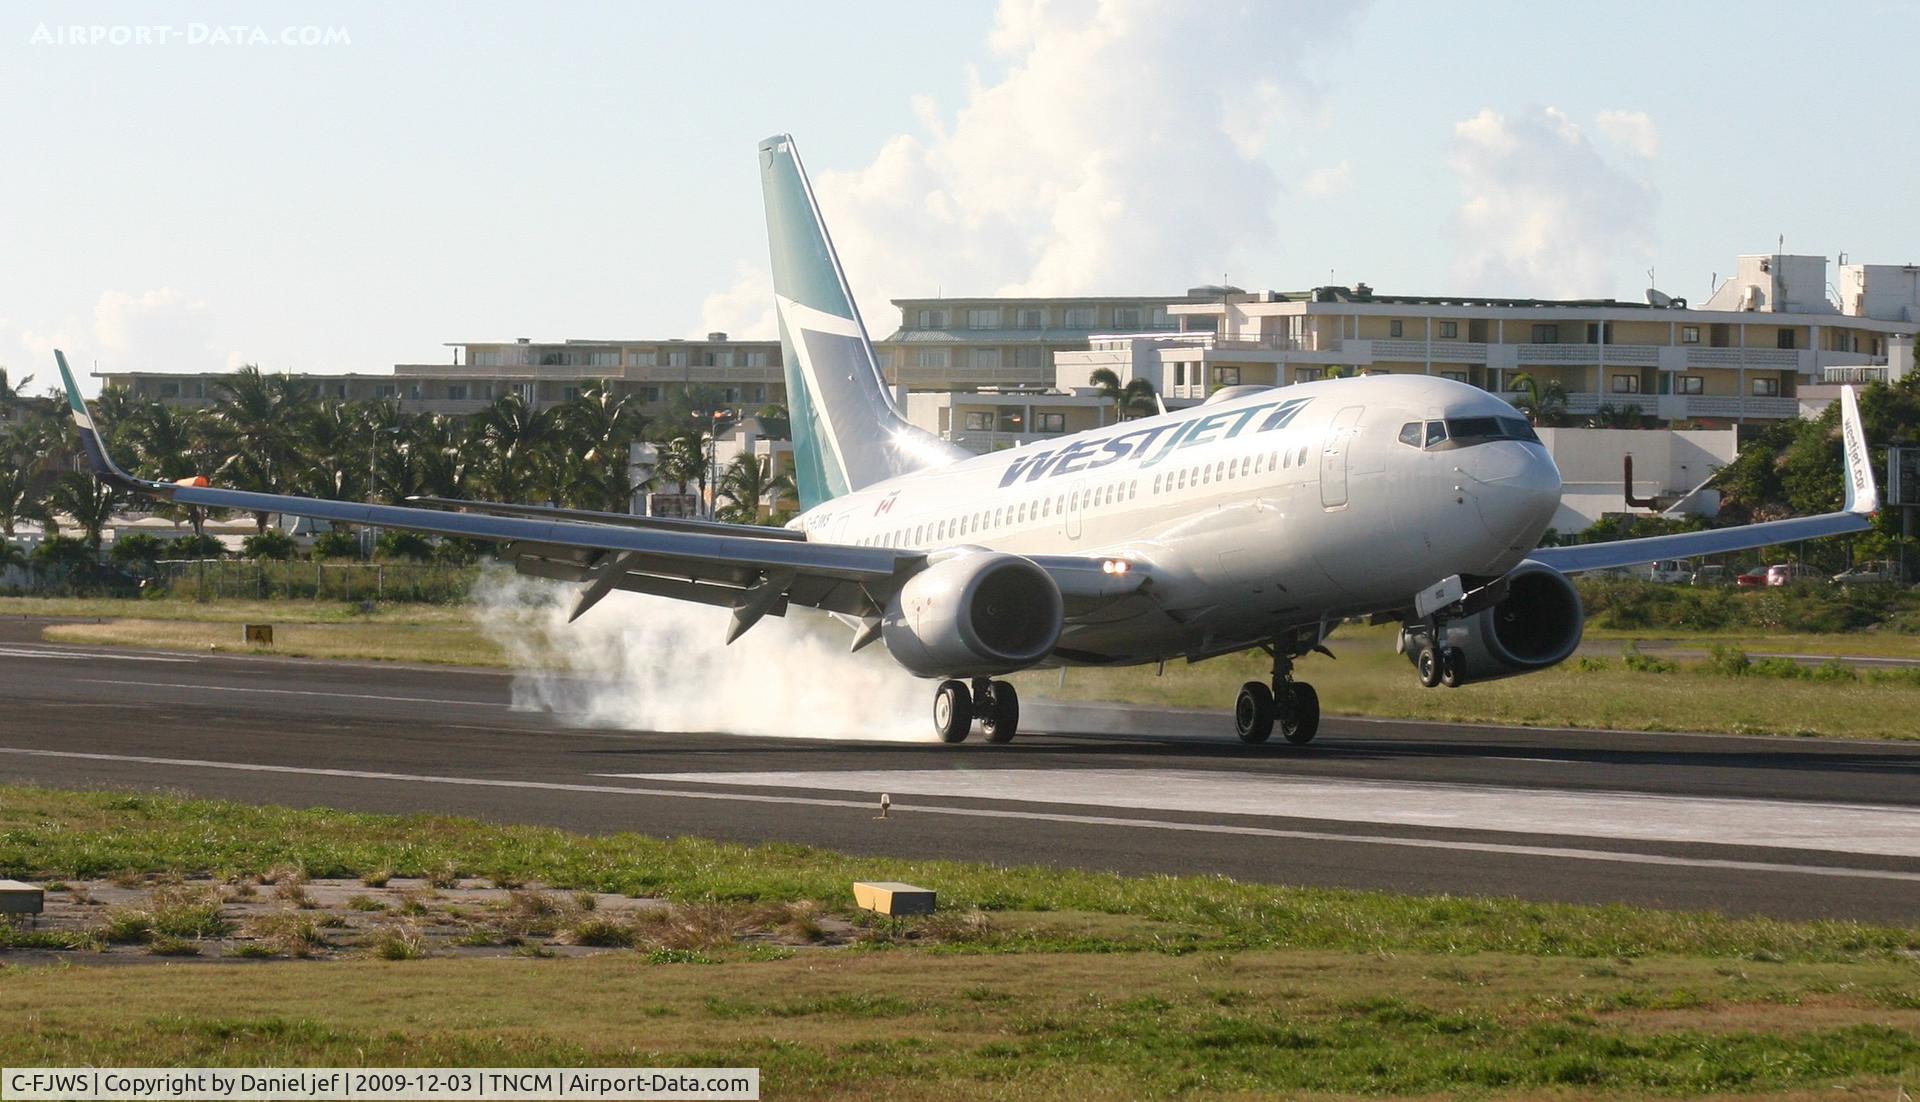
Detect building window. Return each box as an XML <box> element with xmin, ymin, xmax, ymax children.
<box><xmin>1389</xmin><ymin>320</ymin><xmax>1403</xmax><ymax>338</ymax></box>
<box><xmin>559</xmin><ymin>386</ymin><xmax>580</xmax><ymax>401</ymax></box>
<box><xmin>588</xmin><ymin>351</ymin><xmax>619</xmax><ymax>367</ymax></box>
<box><xmin>1014</xmin><ymin>346</ymin><xmax>1045</xmax><ymax>369</ymax></box>
<box><xmin>998</xmin><ymin>410</ymin><xmax>1025</xmax><ymax>432</ymax></box>
<box><xmin>964</xmin><ymin>411</ymin><xmax>993</xmax><ymax>432</ymax></box>
<box><xmin>1531</xmin><ymin>324</ymin><xmax>1558</xmax><ymax>344</ymax></box>
<box><xmin>915</xmin><ymin>348</ymin><xmax>950</xmax><ymax>369</ymax></box>
<box><xmin>1611</xmin><ymin>374</ymin><xmax>1640</xmax><ymax>394</ymax></box>
<box><xmin>745</xmin><ymin>350</ymin><xmax>771</xmax><ymax>367</ymax></box>
<box><xmin>1016</xmin><ymin>308</ymin><xmax>1044</xmax><ymax>329</ymax></box>
<box><xmin>158</xmin><ymin>382</ymin><xmax>180</xmax><ymax>399</ymax></box>
<box><xmin>1151</xmin><ymin>306</ymin><xmax>1173</xmax><ymax>330</ymax></box>
<box><xmin>1063</xmin><ymin>307</ymin><xmax>1095</xmax><ymax>328</ymax></box>
<box><xmin>1440</xmin><ymin>370</ymin><xmax>1467</xmax><ymax>383</ymax></box>
<box><xmin>473</xmin><ymin>349</ymin><xmax>502</xmax><ymax>367</ymax></box>
<box><xmin>1680</xmin><ymin>327</ymin><xmax>1700</xmax><ymax>345</ymax></box>
<box><xmin>1036</xmin><ymin>413</ymin><xmax>1067</xmax><ymax>433</ymax></box>
<box><xmin>1677</xmin><ymin>375</ymin><xmax>1704</xmax><ymax>394</ymax></box>
<box><xmin>1776</xmin><ymin>328</ymin><xmax>1796</xmax><ymax>350</ymax></box>
<box><xmin>916</xmin><ymin>309</ymin><xmax>946</xmax><ymax>329</ymax></box>
<box><xmin>446</xmin><ymin>384</ymin><xmax>468</xmax><ymax>400</ymax></box>
<box><xmin>375</xmin><ymin>384</ymin><xmax>397</xmax><ymax>399</ymax></box>
<box><xmin>1213</xmin><ymin>366</ymin><xmax>1241</xmax><ymax>386</ymax></box>
<box><xmin>1113</xmin><ymin>307</ymin><xmax>1141</xmax><ymax>328</ymax></box>
<box><xmin>1296</xmin><ymin>367</ymin><xmax>1324</xmax><ymax>382</ymax></box>
<box><xmin>1752</xmin><ymin>377</ymin><xmax>1780</xmax><ymax>397</ymax></box>
<box><xmin>667</xmin><ymin>350</ymin><xmax>689</xmax><ymax>367</ymax></box>
<box><xmin>638</xmin><ymin>386</ymin><xmax>661</xmax><ymax>403</ymax></box>
<box><xmin>1438</xmin><ymin>321</ymin><xmax>1459</xmax><ymax>339</ymax></box>
<box><xmin>1587</xmin><ymin>322</ymin><xmax>1611</xmax><ymax>344</ymax></box>
<box><xmin>967</xmin><ymin>308</ymin><xmax>999</xmax><ymax>330</ymax></box>
<box><xmin>969</xmin><ymin>348</ymin><xmax>1001</xmax><ymax>370</ymax></box>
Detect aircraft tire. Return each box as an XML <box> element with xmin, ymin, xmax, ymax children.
<box><xmin>1417</xmin><ymin>646</ymin><xmax>1443</xmax><ymax>688</ymax></box>
<box><xmin>934</xmin><ymin>680</ymin><xmax>973</xmax><ymax>743</ymax></box>
<box><xmin>1282</xmin><ymin>682</ymin><xmax>1320</xmax><ymax>744</ymax></box>
<box><xmin>1439</xmin><ymin>648</ymin><xmax>1465</xmax><ymax>689</ymax></box>
<box><xmin>980</xmin><ymin>680</ymin><xmax>1020</xmax><ymax>743</ymax></box>
<box><xmin>1235</xmin><ymin>681</ymin><xmax>1275</xmax><ymax>744</ymax></box>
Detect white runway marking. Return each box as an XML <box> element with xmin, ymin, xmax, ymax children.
<box><xmin>0</xmin><ymin>646</ymin><xmax>192</xmax><ymax>663</ymax></box>
<box><xmin>82</xmin><ymin>678</ymin><xmax>509</xmax><ymax>709</ymax></box>
<box><xmin>602</xmin><ymin>768</ymin><xmax>1920</xmax><ymax>860</ymax></box>
<box><xmin>0</xmin><ymin>746</ymin><xmax>1913</xmax><ymax>883</ymax></box>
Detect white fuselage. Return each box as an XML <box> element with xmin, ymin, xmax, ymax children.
<box><xmin>795</xmin><ymin>376</ymin><xmax>1561</xmax><ymax>665</ymax></box>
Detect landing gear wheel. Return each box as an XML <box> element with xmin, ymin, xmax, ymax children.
<box><xmin>933</xmin><ymin>680</ymin><xmax>973</xmax><ymax>743</ymax></box>
<box><xmin>1439</xmin><ymin>648</ymin><xmax>1464</xmax><ymax>689</ymax></box>
<box><xmin>1280</xmin><ymin>681</ymin><xmax>1320</xmax><ymax>744</ymax></box>
<box><xmin>1416</xmin><ymin>646</ymin><xmax>1442</xmax><ymax>688</ymax></box>
<box><xmin>1235</xmin><ymin>681</ymin><xmax>1275</xmax><ymax>744</ymax></box>
<box><xmin>979</xmin><ymin>680</ymin><xmax>1020</xmax><ymax>743</ymax></box>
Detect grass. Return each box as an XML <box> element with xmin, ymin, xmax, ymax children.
<box><xmin>0</xmin><ymin>789</ymin><xmax>1917</xmax><ymax>1096</ymax></box>
<box><xmin>42</xmin><ymin>618</ymin><xmax>505</xmax><ymax>666</ymax></box>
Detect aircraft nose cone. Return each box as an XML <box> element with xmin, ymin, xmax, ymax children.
<box><xmin>1466</xmin><ymin>442</ymin><xmax>1561</xmax><ymax>542</ymax></box>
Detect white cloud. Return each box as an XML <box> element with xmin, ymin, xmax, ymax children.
<box><xmin>1299</xmin><ymin>160</ymin><xmax>1352</xmax><ymax>198</ymax></box>
<box><xmin>696</xmin><ymin>263</ymin><xmax>776</xmax><ymax>341</ymax></box>
<box><xmin>709</xmin><ymin>0</ymin><xmax>1364</xmax><ymax>338</ymax></box>
<box><xmin>1446</xmin><ymin>107</ymin><xmax>1657</xmax><ymax>298</ymax></box>
<box><xmin>1595</xmin><ymin>110</ymin><xmax>1659</xmax><ymax>158</ymax></box>
<box><xmin>1</xmin><ymin>288</ymin><xmax>238</xmax><ymax>390</ymax></box>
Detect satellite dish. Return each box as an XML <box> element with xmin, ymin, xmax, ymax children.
<box><xmin>1645</xmin><ymin>288</ymin><xmax>1673</xmax><ymax>307</ymax></box>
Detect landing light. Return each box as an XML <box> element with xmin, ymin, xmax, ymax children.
<box><xmin>1100</xmin><ymin>559</ymin><xmax>1131</xmax><ymax>575</ymax></box>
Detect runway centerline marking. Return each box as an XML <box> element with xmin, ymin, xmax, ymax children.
<box><xmin>1</xmin><ymin>746</ymin><xmax>1917</xmax><ymax>884</ymax></box>
<box><xmin>600</xmin><ymin>768</ymin><xmax>1920</xmax><ymax>860</ymax></box>
<box><xmin>82</xmin><ymin>678</ymin><xmax>511</xmax><ymax>710</ymax></box>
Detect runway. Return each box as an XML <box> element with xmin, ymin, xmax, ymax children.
<box><xmin>1</xmin><ymin>628</ymin><xmax>1917</xmax><ymax>923</ymax></box>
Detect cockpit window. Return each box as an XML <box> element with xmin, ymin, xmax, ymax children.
<box><xmin>1423</xmin><ymin>420</ymin><xmax>1448</xmax><ymax>448</ymax></box>
<box><xmin>1444</xmin><ymin>416</ymin><xmax>1540</xmax><ymax>446</ymax></box>
<box><xmin>1397</xmin><ymin>422</ymin><xmax>1422</xmax><ymax>447</ymax></box>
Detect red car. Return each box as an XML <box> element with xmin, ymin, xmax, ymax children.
<box><xmin>1735</xmin><ymin>568</ymin><xmax>1769</xmax><ymax>588</ymax></box>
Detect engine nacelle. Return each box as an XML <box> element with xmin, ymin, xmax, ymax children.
<box><xmin>1411</xmin><ymin>560</ymin><xmax>1585</xmax><ymax>684</ymax></box>
<box><xmin>881</xmin><ymin>553</ymin><xmax>1064</xmax><ymax>678</ymax></box>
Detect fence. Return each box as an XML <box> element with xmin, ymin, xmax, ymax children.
<box><xmin>148</xmin><ymin>559</ymin><xmax>481</xmax><ymax>603</ymax></box>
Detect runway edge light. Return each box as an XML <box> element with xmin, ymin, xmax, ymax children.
<box><xmin>852</xmin><ymin>881</ymin><xmax>935</xmax><ymax>917</ymax></box>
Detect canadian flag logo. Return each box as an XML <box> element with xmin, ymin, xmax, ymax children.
<box><xmin>875</xmin><ymin>491</ymin><xmax>899</xmax><ymax>516</ymax></box>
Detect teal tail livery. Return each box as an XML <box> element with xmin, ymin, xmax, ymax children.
<box><xmin>758</xmin><ymin>133</ymin><xmax>966</xmax><ymax>509</ymax></box>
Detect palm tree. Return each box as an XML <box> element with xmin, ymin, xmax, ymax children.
<box><xmin>715</xmin><ymin>454</ymin><xmax>796</xmax><ymax>524</ymax></box>
<box><xmin>207</xmin><ymin>366</ymin><xmax>313</xmax><ymax>531</ymax></box>
<box><xmin>1507</xmin><ymin>372</ymin><xmax>1569</xmax><ymax>427</ymax></box>
<box><xmin>122</xmin><ymin>401</ymin><xmax>212</xmax><ymax>536</ymax></box>
<box><xmin>1088</xmin><ymin>368</ymin><xmax>1159</xmax><ymax>423</ymax></box>
<box><xmin>412</xmin><ymin>415</ymin><xmax>470</xmax><ymax>501</ymax></box>
<box><xmin>0</xmin><ymin>463</ymin><xmax>40</xmax><ymax>539</ymax></box>
<box><xmin>469</xmin><ymin>393</ymin><xmax>548</xmax><ymax>503</ymax></box>
<box><xmin>50</xmin><ymin>473</ymin><xmax>119</xmax><ymax>550</ymax></box>
<box><xmin>556</xmin><ymin>384</ymin><xmax>647</xmax><ymax>512</ymax></box>
<box><xmin>0</xmin><ymin>367</ymin><xmax>32</xmax><ymax>403</ymax></box>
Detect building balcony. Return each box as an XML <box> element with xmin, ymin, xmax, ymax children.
<box><xmin>1556</xmin><ymin>392</ymin><xmax>1799</xmax><ymax>420</ymax></box>
<box><xmin>1822</xmin><ymin>363</ymin><xmax>1891</xmax><ymax>384</ymax></box>
<box><xmin>944</xmin><ymin>430</ymin><xmax>1075</xmax><ymax>453</ymax></box>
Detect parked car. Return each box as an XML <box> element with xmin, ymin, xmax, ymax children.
<box><xmin>1689</xmin><ymin>565</ymin><xmax>1731</xmax><ymax>586</ymax></box>
<box><xmin>1735</xmin><ymin>567</ymin><xmax>1770</xmax><ymax>588</ymax></box>
<box><xmin>1831</xmin><ymin>561</ymin><xmax>1907</xmax><ymax>586</ymax></box>
<box><xmin>1765</xmin><ymin>562</ymin><xmax>1822</xmax><ymax>587</ymax></box>
<box><xmin>1646</xmin><ymin>558</ymin><xmax>1696</xmax><ymax>584</ymax></box>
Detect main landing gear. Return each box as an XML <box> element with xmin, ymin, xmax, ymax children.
<box><xmin>1234</xmin><ymin>650</ymin><xmax>1320</xmax><ymax>746</ymax></box>
<box><xmin>1404</xmin><ymin>621</ymin><xmax>1464</xmax><ymax>689</ymax></box>
<box><xmin>931</xmin><ymin>678</ymin><xmax>1022</xmax><ymax>744</ymax></box>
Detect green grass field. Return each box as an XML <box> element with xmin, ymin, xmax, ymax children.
<box><xmin>1</xmin><ymin>786</ymin><xmax>1918</xmax><ymax>1098</ymax></box>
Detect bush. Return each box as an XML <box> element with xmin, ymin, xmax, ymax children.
<box><xmin>167</xmin><ymin>533</ymin><xmax>226</xmax><ymax>559</ymax></box>
<box><xmin>375</xmin><ymin>531</ymin><xmax>435</xmax><ymax>562</ymax></box>
<box><xmin>33</xmin><ymin>534</ymin><xmax>95</xmax><ymax>568</ymax></box>
<box><xmin>241</xmin><ymin>529</ymin><xmax>298</xmax><ymax>560</ymax></box>
<box><xmin>108</xmin><ymin>532</ymin><xmax>167</xmax><ymax>569</ymax></box>
<box><xmin>309</xmin><ymin>528</ymin><xmax>362</xmax><ymax>560</ymax></box>
<box><xmin>1620</xmin><ymin>645</ymin><xmax>1676</xmax><ymax>674</ymax></box>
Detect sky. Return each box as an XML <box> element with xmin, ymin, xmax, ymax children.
<box><xmin>2</xmin><ymin>0</ymin><xmax>1915</xmax><ymax>392</ymax></box>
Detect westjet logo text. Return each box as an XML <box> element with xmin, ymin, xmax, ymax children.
<box><xmin>998</xmin><ymin>398</ymin><xmax>1312</xmax><ymax>487</ymax></box>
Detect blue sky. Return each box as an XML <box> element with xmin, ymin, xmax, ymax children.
<box><xmin>1</xmin><ymin>0</ymin><xmax>1913</xmax><ymax>388</ymax></box>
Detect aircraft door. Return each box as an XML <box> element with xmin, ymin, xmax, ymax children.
<box><xmin>1319</xmin><ymin>405</ymin><xmax>1366</xmax><ymax>508</ymax></box>
<box><xmin>1065</xmin><ymin>479</ymin><xmax>1085</xmax><ymax>540</ymax></box>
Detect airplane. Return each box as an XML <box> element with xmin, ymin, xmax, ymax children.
<box><xmin>53</xmin><ymin>133</ymin><xmax>1881</xmax><ymax>746</ymax></box>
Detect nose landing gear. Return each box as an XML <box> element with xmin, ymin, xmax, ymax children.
<box><xmin>1235</xmin><ymin>648</ymin><xmax>1320</xmax><ymax>745</ymax></box>
<box><xmin>1405</xmin><ymin>622</ymin><xmax>1465</xmax><ymax>690</ymax></box>
<box><xmin>930</xmin><ymin>678</ymin><xmax>1022</xmax><ymax>743</ymax></box>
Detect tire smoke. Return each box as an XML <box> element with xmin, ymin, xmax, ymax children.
<box><xmin>470</xmin><ymin>567</ymin><xmax>933</xmax><ymax>741</ymax></box>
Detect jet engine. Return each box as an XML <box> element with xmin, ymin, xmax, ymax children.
<box><xmin>881</xmin><ymin>553</ymin><xmax>1064</xmax><ymax>678</ymax></box>
<box><xmin>1409</xmin><ymin>560</ymin><xmax>1585</xmax><ymax>684</ymax></box>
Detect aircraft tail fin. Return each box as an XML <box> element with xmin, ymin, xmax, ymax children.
<box><xmin>758</xmin><ymin>134</ymin><xmax>965</xmax><ymax>510</ymax></box>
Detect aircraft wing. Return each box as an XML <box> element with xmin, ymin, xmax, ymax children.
<box><xmin>54</xmin><ymin>351</ymin><xmax>1154</xmax><ymax>636</ymax></box>
<box><xmin>1528</xmin><ymin>385</ymin><xmax>1879</xmax><ymax>575</ymax></box>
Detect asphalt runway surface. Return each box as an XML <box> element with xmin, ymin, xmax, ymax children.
<box><xmin>1</xmin><ymin>622</ymin><xmax>1916</xmax><ymax>924</ymax></box>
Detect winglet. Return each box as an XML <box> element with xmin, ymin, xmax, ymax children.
<box><xmin>52</xmin><ymin>349</ymin><xmax>149</xmax><ymax>494</ymax></box>
<box><xmin>1839</xmin><ymin>385</ymin><xmax>1879</xmax><ymax>515</ymax></box>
